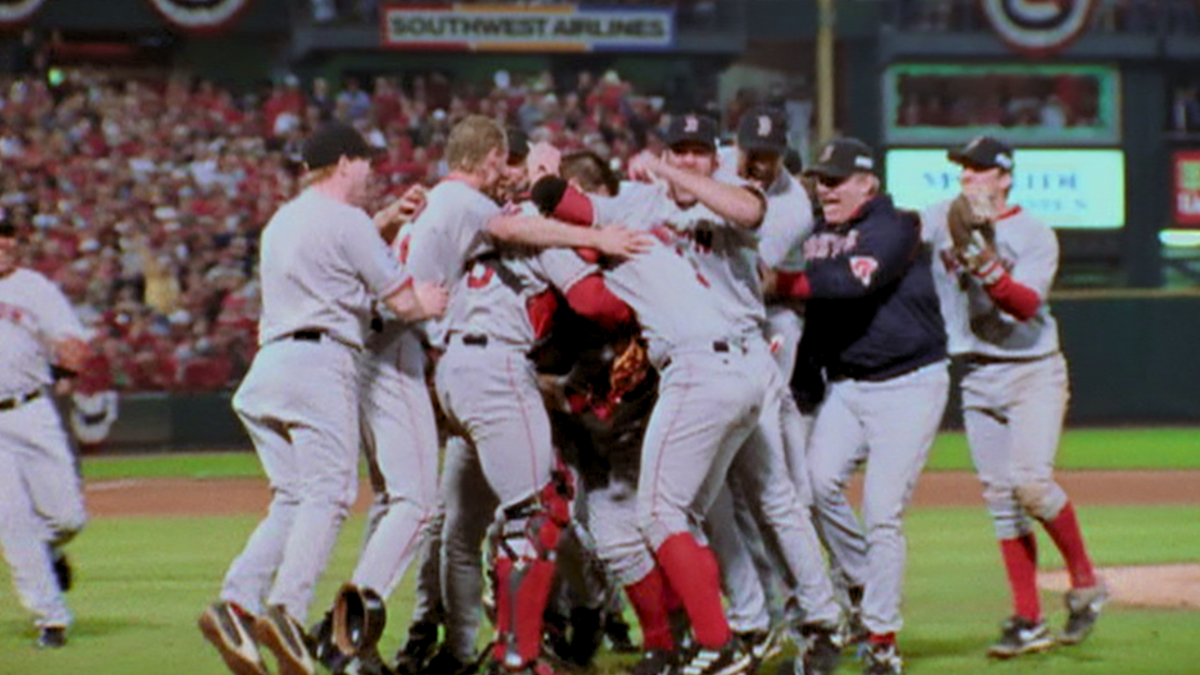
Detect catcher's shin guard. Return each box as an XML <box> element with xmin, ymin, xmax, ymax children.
<box><xmin>488</xmin><ymin>471</ymin><xmax>574</xmax><ymax>669</ymax></box>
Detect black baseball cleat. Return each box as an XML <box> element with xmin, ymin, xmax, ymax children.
<box><xmin>604</xmin><ymin>612</ymin><xmax>639</xmax><ymax>654</ymax></box>
<box><xmin>672</xmin><ymin>637</ymin><xmax>753</xmax><ymax>675</ymax></box>
<box><xmin>394</xmin><ymin>620</ymin><xmax>441</xmax><ymax>675</ymax></box>
<box><xmin>629</xmin><ymin>648</ymin><xmax>676</xmax><ymax>675</ymax></box>
<box><xmin>1060</xmin><ymin>582</ymin><xmax>1109</xmax><ymax>646</ymax></box>
<box><xmin>51</xmin><ymin>550</ymin><xmax>72</xmax><ymax>593</ymax></box>
<box><xmin>37</xmin><ymin>625</ymin><xmax>67</xmax><ymax>649</ymax></box>
<box><xmin>801</xmin><ymin>624</ymin><xmax>842</xmax><ymax>675</ymax></box>
<box><xmin>416</xmin><ymin>645</ymin><xmax>475</xmax><ymax>675</ymax></box>
<box><xmin>987</xmin><ymin>616</ymin><xmax>1054</xmax><ymax>659</ymax></box>
<box><xmin>198</xmin><ymin>601</ymin><xmax>269</xmax><ymax>675</ymax></box>
<box><xmin>254</xmin><ymin>604</ymin><xmax>317</xmax><ymax>675</ymax></box>
<box><xmin>736</xmin><ymin>628</ymin><xmax>781</xmax><ymax>668</ymax></box>
<box><xmin>861</xmin><ymin>641</ymin><xmax>904</xmax><ymax>675</ymax></box>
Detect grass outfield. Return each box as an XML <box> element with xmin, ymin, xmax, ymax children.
<box><xmin>1</xmin><ymin>505</ymin><xmax>1197</xmax><ymax>675</ymax></box>
<box><xmin>78</xmin><ymin>427</ymin><xmax>1200</xmax><ymax>481</ymax></box>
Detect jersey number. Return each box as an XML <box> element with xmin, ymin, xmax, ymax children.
<box><xmin>466</xmin><ymin>263</ymin><xmax>496</xmax><ymax>289</ymax></box>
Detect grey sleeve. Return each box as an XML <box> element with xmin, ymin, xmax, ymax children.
<box><xmin>757</xmin><ymin>188</ymin><xmax>813</xmax><ymax>269</ymax></box>
<box><xmin>1010</xmin><ymin>223</ymin><xmax>1059</xmax><ymax>299</ymax></box>
<box><xmin>342</xmin><ymin>214</ymin><xmax>410</xmax><ymax>299</ymax></box>
<box><xmin>532</xmin><ymin>248</ymin><xmax>598</xmax><ymax>294</ymax></box>
<box><xmin>591</xmin><ymin>181</ymin><xmax>662</xmax><ymax>231</ymax></box>
<box><xmin>37</xmin><ymin>276</ymin><xmax>87</xmax><ymax>342</ymax></box>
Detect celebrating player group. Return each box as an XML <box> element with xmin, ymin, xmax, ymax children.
<box><xmin>158</xmin><ymin>111</ymin><xmax>1107</xmax><ymax>675</ymax></box>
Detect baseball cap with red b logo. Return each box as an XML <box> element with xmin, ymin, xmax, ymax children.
<box><xmin>804</xmin><ymin>138</ymin><xmax>876</xmax><ymax>180</ymax></box>
<box><xmin>662</xmin><ymin>113</ymin><xmax>719</xmax><ymax>152</ymax></box>
<box><xmin>737</xmin><ymin>106</ymin><xmax>789</xmax><ymax>155</ymax></box>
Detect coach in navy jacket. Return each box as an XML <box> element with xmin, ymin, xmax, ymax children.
<box><xmin>775</xmin><ymin>138</ymin><xmax>946</xmax><ymax>386</ymax></box>
<box><xmin>772</xmin><ymin>137</ymin><xmax>952</xmax><ymax>674</ymax></box>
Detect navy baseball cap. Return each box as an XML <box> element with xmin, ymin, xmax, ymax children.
<box><xmin>948</xmin><ymin>136</ymin><xmax>1015</xmax><ymax>172</ymax></box>
<box><xmin>662</xmin><ymin>113</ymin><xmax>719</xmax><ymax>152</ymax></box>
<box><xmin>737</xmin><ymin>106</ymin><xmax>789</xmax><ymax>155</ymax></box>
<box><xmin>804</xmin><ymin>138</ymin><xmax>876</xmax><ymax>179</ymax></box>
<box><xmin>302</xmin><ymin>122</ymin><xmax>382</xmax><ymax>171</ymax></box>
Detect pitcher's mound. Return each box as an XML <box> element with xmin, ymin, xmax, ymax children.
<box><xmin>1038</xmin><ymin>564</ymin><xmax>1200</xmax><ymax>610</ymax></box>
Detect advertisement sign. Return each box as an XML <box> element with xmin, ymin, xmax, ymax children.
<box><xmin>886</xmin><ymin>149</ymin><xmax>1126</xmax><ymax>230</ymax></box>
<box><xmin>1174</xmin><ymin>151</ymin><xmax>1200</xmax><ymax>228</ymax></box>
<box><xmin>883</xmin><ymin>63</ymin><xmax>1121</xmax><ymax>146</ymax></box>
<box><xmin>381</xmin><ymin>4</ymin><xmax>674</xmax><ymax>52</ymax></box>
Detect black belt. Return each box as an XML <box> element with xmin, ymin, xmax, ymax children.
<box><xmin>461</xmin><ymin>334</ymin><xmax>488</xmax><ymax>347</ymax></box>
<box><xmin>290</xmin><ymin>330</ymin><xmax>324</xmax><ymax>342</ymax></box>
<box><xmin>660</xmin><ymin>341</ymin><xmax>732</xmax><ymax>371</ymax></box>
<box><xmin>962</xmin><ymin>352</ymin><xmax>1051</xmax><ymax>366</ymax></box>
<box><xmin>0</xmin><ymin>389</ymin><xmax>42</xmax><ymax>412</ymax></box>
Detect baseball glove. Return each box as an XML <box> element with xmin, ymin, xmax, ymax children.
<box><xmin>946</xmin><ymin>188</ymin><xmax>997</xmax><ymax>252</ymax></box>
<box><xmin>608</xmin><ymin>337</ymin><xmax>649</xmax><ymax>403</ymax></box>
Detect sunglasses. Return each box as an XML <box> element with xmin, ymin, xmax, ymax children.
<box><xmin>815</xmin><ymin>174</ymin><xmax>851</xmax><ymax>188</ymax></box>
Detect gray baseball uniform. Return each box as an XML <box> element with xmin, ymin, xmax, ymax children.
<box><xmin>433</xmin><ymin>246</ymin><xmax>596</xmax><ymax>668</ymax></box>
<box><xmin>758</xmin><ymin>173</ymin><xmax>815</xmax><ymax>378</ymax></box>
<box><xmin>221</xmin><ymin>187</ymin><xmax>409</xmax><ymax>624</ymax></box>
<box><xmin>349</xmin><ymin>220</ymin><xmax>441</xmax><ymax>598</ymax></box>
<box><xmin>0</xmin><ymin>268</ymin><xmax>88</xmax><ymax>630</ymax></box>
<box><xmin>920</xmin><ymin>201</ymin><xmax>1070</xmax><ymax>535</ymax></box>
<box><xmin>598</xmin><ymin>181</ymin><xmax>842</xmax><ymax>629</ymax></box>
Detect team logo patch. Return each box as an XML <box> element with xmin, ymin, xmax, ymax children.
<box><xmin>849</xmin><ymin>256</ymin><xmax>879</xmax><ymax>287</ymax></box>
<box><xmin>981</xmin><ymin>0</ymin><xmax>1095</xmax><ymax>57</ymax></box>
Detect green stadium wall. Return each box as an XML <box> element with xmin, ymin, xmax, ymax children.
<box><xmin>95</xmin><ymin>295</ymin><xmax>1199</xmax><ymax>452</ymax></box>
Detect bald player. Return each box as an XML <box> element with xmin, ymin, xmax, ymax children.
<box><xmin>0</xmin><ymin>216</ymin><xmax>89</xmax><ymax>649</ymax></box>
<box><xmin>920</xmin><ymin>136</ymin><xmax>1106</xmax><ymax>659</ymax></box>
<box><xmin>199</xmin><ymin>122</ymin><xmax>447</xmax><ymax>675</ymax></box>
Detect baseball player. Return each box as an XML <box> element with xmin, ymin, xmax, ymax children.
<box><xmin>401</xmin><ymin>115</ymin><xmax>649</xmax><ymax>675</ymax></box>
<box><xmin>625</xmin><ymin>114</ymin><xmax>844</xmax><ymax>675</ymax></box>
<box><xmin>0</xmin><ymin>217</ymin><xmax>89</xmax><ymax>649</ymax></box>
<box><xmin>391</xmin><ymin>127</ymin><xmax>536</xmax><ymax>675</ymax></box>
<box><xmin>725</xmin><ymin>106</ymin><xmax>872</xmax><ymax>652</ymax></box>
<box><xmin>920</xmin><ymin>136</ymin><xmax>1107</xmax><ymax>658</ymax></box>
<box><xmin>530</xmin><ymin>118</ymin><xmax>845</xmax><ymax>675</ymax></box>
<box><xmin>305</xmin><ymin>184</ymin><xmax>447</xmax><ymax>675</ymax></box>
<box><xmin>198</xmin><ymin>122</ymin><xmax>448</xmax><ymax>675</ymax></box>
<box><xmin>770</xmin><ymin>138</ymin><xmax>950</xmax><ymax>675</ymax></box>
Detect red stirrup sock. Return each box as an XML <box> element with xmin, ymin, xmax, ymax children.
<box><xmin>654</xmin><ymin>533</ymin><xmax>730</xmax><ymax>649</ymax></box>
<box><xmin>1042</xmin><ymin>502</ymin><xmax>1098</xmax><ymax>588</ymax></box>
<box><xmin>1000</xmin><ymin>534</ymin><xmax>1041</xmax><ymax>622</ymax></box>
<box><xmin>624</xmin><ymin>565</ymin><xmax>676</xmax><ymax>651</ymax></box>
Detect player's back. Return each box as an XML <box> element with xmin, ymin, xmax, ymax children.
<box><xmin>258</xmin><ymin>188</ymin><xmax>388</xmax><ymax>348</ymax></box>
<box><xmin>404</xmin><ymin>180</ymin><xmax>501</xmax><ymax>287</ymax></box>
<box><xmin>446</xmin><ymin>248</ymin><xmax>591</xmax><ymax>350</ymax></box>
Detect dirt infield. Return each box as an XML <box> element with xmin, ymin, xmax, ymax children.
<box><xmin>83</xmin><ymin>470</ymin><xmax>1200</xmax><ymax>518</ymax></box>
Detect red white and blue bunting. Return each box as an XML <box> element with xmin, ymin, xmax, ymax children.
<box><xmin>0</xmin><ymin>0</ymin><xmax>50</xmax><ymax>27</ymax></box>
<box><xmin>144</xmin><ymin>0</ymin><xmax>256</xmax><ymax>33</ymax></box>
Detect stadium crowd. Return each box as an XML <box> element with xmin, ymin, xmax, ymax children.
<box><xmin>0</xmin><ymin>67</ymin><xmax>772</xmax><ymax>393</ymax></box>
